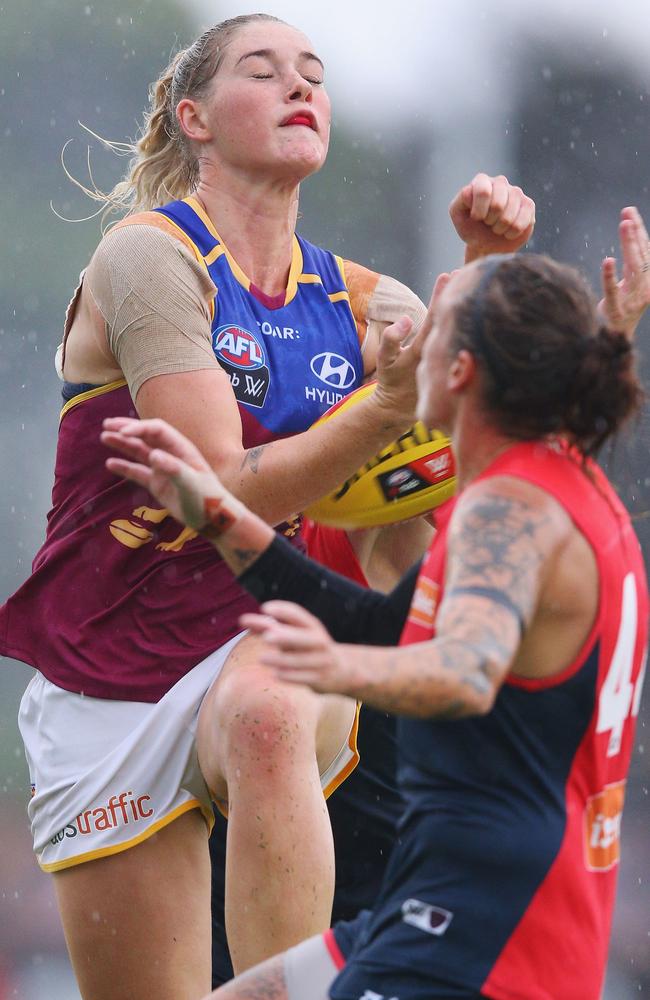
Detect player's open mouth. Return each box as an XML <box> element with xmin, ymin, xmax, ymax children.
<box><xmin>281</xmin><ymin>113</ymin><xmax>316</xmax><ymax>130</ymax></box>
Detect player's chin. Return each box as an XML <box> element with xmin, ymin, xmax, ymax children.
<box><xmin>277</xmin><ymin>138</ymin><xmax>327</xmax><ymax>176</ymax></box>
<box><xmin>415</xmin><ymin>395</ymin><xmax>434</xmax><ymax>427</ymax></box>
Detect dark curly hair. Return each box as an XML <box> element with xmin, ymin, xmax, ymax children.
<box><xmin>452</xmin><ymin>253</ymin><xmax>643</xmax><ymax>455</ymax></box>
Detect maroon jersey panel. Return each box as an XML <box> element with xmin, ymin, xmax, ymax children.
<box><xmin>0</xmin><ymin>384</ymin><xmax>302</xmax><ymax>702</ymax></box>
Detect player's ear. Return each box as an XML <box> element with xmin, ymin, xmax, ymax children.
<box><xmin>447</xmin><ymin>349</ymin><xmax>475</xmax><ymax>392</ymax></box>
<box><xmin>177</xmin><ymin>97</ymin><xmax>212</xmax><ymax>143</ymax></box>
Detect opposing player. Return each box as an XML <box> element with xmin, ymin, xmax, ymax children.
<box><xmin>0</xmin><ymin>12</ymin><xmax>536</xmax><ymax>999</ymax></box>
<box><xmin>210</xmin><ymin>514</ymin><xmax>435</xmax><ymax>985</ymax></box>
<box><xmin>103</xmin><ymin>207</ymin><xmax>650</xmax><ymax>1000</ymax></box>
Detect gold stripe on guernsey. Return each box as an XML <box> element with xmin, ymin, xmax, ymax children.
<box><xmin>112</xmin><ymin>210</ymin><xmax>216</xmax><ymax>323</ymax></box>
<box><xmin>297</xmin><ymin>273</ymin><xmax>322</xmax><ymax>284</ymax></box>
<box><xmin>59</xmin><ymin>378</ymin><xmax>128</xmax><ymax>423</ymax></box>
<box><xmin>330</xmin><ymin>259</ymin><xmax>351</xmax><ymax>305</ymax></box>
<box><xmin>39</xmin><ymin>799</ymin><xmax>214</xmax><ymax>873</ymax></box>
<box><xmin>283</xmin><ymin>237</ymin><xmax>304</xmax><ymax>306</ymax></box>
<box><xmin>185</xmin><ymin>196</ymin><xmax>252</xmax><ymax>292</ymax></box>
<box><xmin>183</xmin><ymin>196</ymin><xmax>309</xmax><ymax>307</ymax></box>
<box><xmin>204</xmin><ymin>244</ymin><xmax>226</xmax><ymax>266</ymax></box>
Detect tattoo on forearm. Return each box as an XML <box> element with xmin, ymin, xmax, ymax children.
<box><xmin>445</xmin><ymin>584</ymin><xmax>526</xmax><ymax>636</ymax></box>
<box><xmin>349</xmin><ymin>488</ymin><xmax>554</xmax><ymax>719</ymax></box>
<box><xmin>228</xmin><ymin>957</ymin><xmax>287</xmax><ymax>999</ymax></box>
<box><xmin>241</xmin><ymin>444</ymin><xmax>268</xmax><ymax>474</ymax></box>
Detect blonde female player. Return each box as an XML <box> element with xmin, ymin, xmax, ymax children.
<box><xmin>0</xmin><ymin>12</ymin><xmax>535</xmax><ymax>1000</ymax></box>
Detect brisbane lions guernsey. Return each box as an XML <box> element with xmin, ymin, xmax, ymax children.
<box><xmin>393</xmin><ymin>440</ymin><xmax>648</xmax><ymax>999</ymax></box>
<box><xmin>0</xmin><ymin>198</ymin><xmax>369</xmax><ymax>702</ymax></box>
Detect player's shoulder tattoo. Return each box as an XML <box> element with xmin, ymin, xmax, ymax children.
<box><xmin>447</xmin><ymin>479</ymin><xmax>564</xmax><ymax>629</ymax></box>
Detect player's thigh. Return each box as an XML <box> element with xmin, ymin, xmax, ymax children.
<box><xmin>197</xmin><ymin>631</ymin><xmax>356</xmax><ymax>800</ymax></box>
<box><xmin>53</xmin><ymin>808</ymin><xmax>211</xmax><ymax>1000</ymax></box>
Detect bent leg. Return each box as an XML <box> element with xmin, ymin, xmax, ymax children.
<box><xmin>198</xmin><ymin>633</ymin><xmax>356</xmax><ymax>973</ymax></box>
<box><xmin>54</xmin><ymin>809</ymin><xmax>211</xmax><ymax>1000</ymax></box>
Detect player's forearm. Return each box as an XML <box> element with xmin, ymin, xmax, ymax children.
<box><xmin>228</xmin><ymin>393</ymin><xmax>413</xmax><ymax>525</ymax></box>
<box><xmin>199</xmin><ymin>494</ymin><xmax>276</xmax><ymax>576</ymax></box>
<box><xmin>337</xmin><ymin>635</ymin><xmax>509</xmax><ymax>719</ymax></box>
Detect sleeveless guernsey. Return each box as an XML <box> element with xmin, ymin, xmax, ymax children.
<box><xmin>334</xmin><ymin>440</ymin><xmax>647</xmax><ymax>1000</ymax></box>
<box><xmin>0</xmin><ymin>198</ymin><xmax>365</xmax><ymax>702</ymax></box>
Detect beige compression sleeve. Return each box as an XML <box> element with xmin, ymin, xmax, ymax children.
<box><xmin>84</xmin><ymin>221</ymin><xmax>222</xmax><ymax>400</ymax></box>
<box><xmin>343</xmin><ymin>259</ymin><xmax>427</xmax><ymax>352</ymax></box>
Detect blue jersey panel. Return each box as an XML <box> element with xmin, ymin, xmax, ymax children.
<box><xmin>155</xmin><ymin>200</ymin><xmax>364</xmax><ymax>437</ymax></box>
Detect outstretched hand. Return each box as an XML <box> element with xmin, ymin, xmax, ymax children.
<box><xmin>450</xmin><ymin>173</ymin><xmax>536</xmax><ymax>261</ymax></box>
<box><xmin>372</xmin><ymin>313</ymin><xmax>424</xmax><ymax>425</ymax></box>
<box><xmin>101</xmin><ymin>416</ymin><xmax>225</xmax><ymax>530</ymax></box>
<box><xmin>240</xmin><ymin>601</ymin><xmax>356</xmax><ymax>695</ymax></box>
<box><xmin>599</xmin><ymin>206</ymin><xmax>650</xmax><ymax>341</ymax></box>
<box><xmin>373</xmin><ymin>270</ymin><xmax>456</xmax><ymax>421</ymax></box>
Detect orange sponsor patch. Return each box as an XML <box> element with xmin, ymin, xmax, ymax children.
<box><xmin>408</xmin><ymin>577</ymin><xmax>440</xmax><ymax>629</ymax></box>
<box><xmin>584</xmin><ymin>780</ymin><xmax>626</xmax><ymax>871</ymax></box>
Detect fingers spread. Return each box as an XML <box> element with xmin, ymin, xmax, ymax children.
<box><xmin>259</xmin><ymin>600</ymin><xmax>323</xmax><ymax>629</ymax></box>
<box><xmin>149</xmin><ymin>448</ymin><xmax>184</xmax><ymax>477</ymax></box>
<box><xmin>239</xmin><ymin>612</ymin><xmax>280</xmax><ymax>634</ymax></box>
<box><xmin>619</xmin><ymin>217</ymin><xmax>644</xmax><ymax>280</ymax></box>
<box><xmin>600</xmin><ymin>256</ymin><xmax>621</xmax><ymax>325</ymax></box>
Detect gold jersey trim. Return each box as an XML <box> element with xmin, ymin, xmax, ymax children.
<box><xmin>59</xmin><ymin>378</ymin><xmax>128</xmax><ymax>424</ymax></box>
<box><xmin>183</xmin><ymin>196</ymin><xmax>308</xmax><ymax>308</ymax></box>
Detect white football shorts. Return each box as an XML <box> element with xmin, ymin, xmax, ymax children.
<box><xmin>18</xmin><ymin>631</ymin><xmax>359</xmax><ymax>872</ymax></box>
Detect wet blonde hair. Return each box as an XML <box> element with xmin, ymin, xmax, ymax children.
<box><xmin>76</xmin><ymin>14</ymin><xmax>284</xmax><ymax>218</ymax></box>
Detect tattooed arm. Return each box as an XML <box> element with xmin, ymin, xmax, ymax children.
<box><xmin>242</xmin><ymin>476</ymin><xmax>573</xmax><ymax>718</ymax></box>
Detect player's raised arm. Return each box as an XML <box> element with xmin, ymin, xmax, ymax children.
<box><xmin>449</xmin><ymin>172</ymin><xmax>536</xmax><ymax>263</ymax></box>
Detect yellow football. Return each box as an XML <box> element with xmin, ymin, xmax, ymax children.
<box><xmin>304</xmin><ymin>383</ymin><xmax>456</xmax><ymax>529</ymax></box>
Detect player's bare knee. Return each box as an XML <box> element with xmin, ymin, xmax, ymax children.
<box><xmin>214</xmin><ymin>669</ymin><xmax>318</xmax><ymax>780</ymax></box>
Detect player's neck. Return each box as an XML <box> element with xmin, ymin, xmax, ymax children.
<box><xmin>193</xmin><ymin>173</ymin><xmax>300</xmax><ymax>297</ymax></box>
<box><xmin>452</xmin><ymin>409</ymin><xmax>520</xmax><ymax>489</ymax></box>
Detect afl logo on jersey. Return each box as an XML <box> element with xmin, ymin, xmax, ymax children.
<box><xmin>213</xmin><ymin>325</ymin><xmax>266</xmax><ymax>370</ymax></box>
<box><xmin>310</xmin><ymin>352</ymin><xmax>356</xmax><ymax>389</ymax></box>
